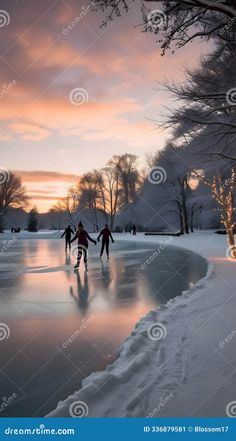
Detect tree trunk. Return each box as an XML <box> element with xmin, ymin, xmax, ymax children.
<box><xmin>190</xmin><ymin>205</ymin><xmax>194</xmax><ymax>233</ymax></box>
<box><xmin>176</xmin><ymin>202</ymin><xmax>184</xmax><ymax>235</ymax></box>
<box><xmin>0</xmin><ymin>213</ymin><xmax>4</xmax><ymax>233</ymax></box>
<box><xmin>225</xmin><ymin>190</ymin><xmax>236</xmax><ymax>258</ymax></box>
<box><xmin>178</xmin><ymin>178</ymin><xmax>189</xmax><ymax>234</ymax></box>
<box><xmin>227</xmin><ymin>226</ymin><xmax>236</xmax><ymax>258</ymax></box>
<box><xmin>104</xmin><ymin>210</ymin><xmax>108</xmax><ymax>222</ymax></box>
<box><xmin>182</xmin><ymin>194</ymin><xmax>189</xmax><ymax>234</ymax></box>
<box><xmin>110</xmin><ymin>215</ymin><xmax>114</xmax><ymax>230</ymax></box>
<box><xmin>68</xmin><ymin>210</ymin><xmax>76</xmax><ymax>230</ymax></box>
<box><xmin>124</xmin><ymin>185</ymin><xmax>129</xmax><ymax>207</ymax></box>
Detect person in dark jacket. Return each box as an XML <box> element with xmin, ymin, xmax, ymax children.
<box><xmin>97</xmin><ymin>224</ymin><xmax>114</xmax><ymax>260</ymax></box>
<box><xmin>61</xmin><ymin>225</ymin><xmax>74</xmax><ymax>251</ymax></box>
<box><xmin>131</xmin><ymin>224</ymin><xmax>137</xmax><ymax>236</ymax></box>
<box><xmin>70</xmin><ymin>221</ymin><xmax>96</xmax><ymax>270</ymax></box>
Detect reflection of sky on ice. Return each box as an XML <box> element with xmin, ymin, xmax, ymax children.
<box><xmin>0</xmin><ymin>238</ymin><xmax>207</xmax><ymax>416</ymax></box>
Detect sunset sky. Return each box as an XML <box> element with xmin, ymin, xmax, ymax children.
<box><xmin>0</xmin><ymin>0</ymin><xmax>208</xmax><ymax>212</ymax></box>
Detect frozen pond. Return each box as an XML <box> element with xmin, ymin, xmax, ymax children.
<box><xmin>0</xmin><ymin>235</ymin><xmax>207</xmax><ymax>417</ymax></box>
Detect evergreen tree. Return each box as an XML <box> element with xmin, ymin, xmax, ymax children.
<box><xmin>27</xmin><ymin>206</ymin><xmax>38</xmax><ymax>232</ymax></box>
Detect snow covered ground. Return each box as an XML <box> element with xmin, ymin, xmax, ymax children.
<box><xmin>48</xmin><ymin>231</ymin><xmax>236</xmax><ymax>418</ymax></box>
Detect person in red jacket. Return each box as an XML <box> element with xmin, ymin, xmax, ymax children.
<box><xmin>97</xmin><ymin>224</ymin><xmax>114</xmax><ymax>260</ymax></box>
<box><xmin>70</xmin><ymin>221</ymin><xmax>96</xmax><ymax>270</ymax></box>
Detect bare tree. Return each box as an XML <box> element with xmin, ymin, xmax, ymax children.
<box><xmin>77</xmin><ymin>172</ymin><xmax>101</xmax><ymax>229</ymax></box>
<box><xmin>0</xmin><ymin>172</ymin><xmax>28</xmax><ymax>232</ymax></box>
<box><xmin>94</xmin><ymin>0</ymin><xmax>236</xmax><ymax>54</ymax></box>
<box><xmin>72</xmin><ymin>156</ymin><xmax>142</xmax><ymax>229</ymax></box>
<box><xmin>100</xmin><ymin>166</ymin><xmax>120</xmax><ymax>229</ymax></box>
<box><xmin>217</xmin><ymin>153</ymin><xmax>236</xmax><ymax>161</ymax></box>
<box><xmin>161</xmin><ymin>37</ymin><xmax>236</xmax><ymax>164</ymax></box>
<box><xmin>108</xmin><ymin>154</ymin><xmax>142</xmax><ymax>208</ymax></box>
<box><xmin>152</xmin><ymin>143</ymin><xmax>192</xmax><ymax>234</ymax></box>
<box><xmin>49</xmin><ymin>200</ymin><xmax>65</xmax><ymax>231</ymax></box>
<box><xmin>93</xmin><ymin>170</ymin><xmax>109</xmax><ymax>222</ymax></box>
<box><xmin>61</xmin><ymin>188</ymin><xmax>78</xmax><ymax>230</ymax></box>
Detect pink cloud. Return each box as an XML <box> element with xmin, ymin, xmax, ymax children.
<box><xmin>9</xmin><ymin>122</ymin><xmax>51</xmax><ymax>141</ymax></box>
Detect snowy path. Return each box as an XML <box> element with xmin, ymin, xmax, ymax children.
<box><xmin>48</xmin><ymin>232</ymin><xmax>236</xmax><ymax>418</ymax></box>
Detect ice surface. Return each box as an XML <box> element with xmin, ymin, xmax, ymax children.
<box><xmin>47</xmin><ymin>232</ymin><xmax>236</xmax><ymax>418</ymax></box>
<box><xmin>0</xmin><ymin>232</ymin><xmax>206</xmax><ymax>416</ymax></box>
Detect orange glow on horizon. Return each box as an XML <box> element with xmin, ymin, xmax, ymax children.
<box><xmin>14</xmin><ymin>171</ymin><xmax>80</xmax><ymax>213</ymax></box>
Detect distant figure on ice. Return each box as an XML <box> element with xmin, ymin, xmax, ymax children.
<box><xmin>70</xmin><ymin>221</ymin><xmax>96</xmax><ymax>271</ymax></box>
<box><xmin>12</xmin><ymin>227</ymin><xmax>20</xmax><ymax>233</ymax></box>
<box><xmin>97</xmin><ymin>224</ymin><xmax>114</xmax><ymax>260</ymax></box>
<box><xmin>131</xmin><ymin>224</ymin><xmax>137</xmax><ymax>236</ymax></box>
<box><xmin>61</xmin><ymin>225</ymin><xmax>74</xmax><ymax>251</ymax></box>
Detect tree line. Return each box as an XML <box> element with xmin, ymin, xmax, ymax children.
<box><xmin>50</xmin><ymin>154</ymin><xmax>145</xmax><ymax>230</ymax></box>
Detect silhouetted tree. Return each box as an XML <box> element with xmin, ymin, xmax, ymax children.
<box><xmin>0</xmin><ymin>171</ymin><xmax>28</xmax><ymax>232</ymax></box>
<box><xmin>162</xmin><ymin>38</ymin><xmax>236</xmax><ymax>157</ymax></box>
<box><xmin>150</xmin><ymin>143</ymin><xmax>192</xmax><ymax>234</ymax></box>
<box><xmin>108</xmin><ymin>154</ymin><xmax>142</xmax><ymax>208</ymax></box>
<box><xmin>94</xmin><ymin>0</ymin><xmax>236</xmax><ymax>54</ymax></box>
<box><xmin>49</xmin><ymin>200</ymin><xmax>64</xmax><ymax>231</ymax></box>
<box><xmin>27</xmin><ymin>206</ymin><xmax>39</xmax><ymax>232</ymax></box>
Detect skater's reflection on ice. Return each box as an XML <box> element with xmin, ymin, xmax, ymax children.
<box><xmin>70</xmin><ymin>270</ymin><xmax>90</xmax><ymax>314</ymax></box>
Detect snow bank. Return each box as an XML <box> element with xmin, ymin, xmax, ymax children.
<box><xmin>0</xmin><ymin>230</ymin><xmax>60</xmax><ymax>240</ymax></box>
<box><xmin>48</xmin><ymin>232</ymin><xmax>236</xmax><ymax>417</ymax></box>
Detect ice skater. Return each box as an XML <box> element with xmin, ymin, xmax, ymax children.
<box><xmin>131</xmin><ymin>224</ymin><xmax>137</xmax><ymax>236</ymax></box>
<box><xmin>70</xmin><ymin>221</ymin><xmax>96</xmax><ymax>270</ymax></box>
<box><xmin>61</xmin><ymin>225</ymin><xmax>74</xmax><ymax>251</ymax></box>
<box><xmin>97</xmin><ymin>224</ymin><xmax>114</xmax><ymax>260</ymax></box>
